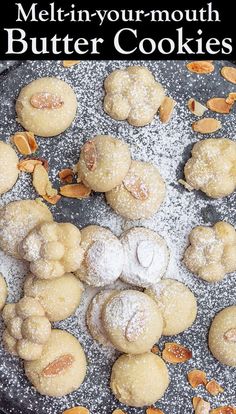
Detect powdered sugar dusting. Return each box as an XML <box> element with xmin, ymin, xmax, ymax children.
<box><xmin>0</xmin><ymin>60</ymin><xmax>235</xmax><ymax>413</ymax></box>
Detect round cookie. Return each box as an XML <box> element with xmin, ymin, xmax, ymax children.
<box><xmin>86</xmin><ymin>289</ymin><xmax>118</xmax><ymax>346</ymax></box>
<box><xmin>0</xmin><ymin>199</ymin><xmax>53</xmax><ymax>258</ymax></box>
<box><xmin>209</xmin><ymin>305</ymin><xmax>236</xmax><ymax>366</ymax></box>
<box><xmin>145</xmin><ymin>279</ymin><xmax>197</xmax><ymax>336</ymax></box>
<box><xmin>0</xmin><ymin>141</ymin><xmax>19</xmax><ymax>195</ymax></box>
<box><xmin>16</xmin><ymin>77</ymin><xmax>77</xmax><ymax>137</ymax></box>
<box><xmin>77</xmin><ymin>135</ymin><xmax>131</xmax><ymax>192</ymax></box>
<box><xmin>110</xmin><ymin>352</ymin><xmax>169</xmax><ymax>407</ymax></box>
<box><xmin>2</xmin><ymin>297</ymin><xmax>51</xmax><ymax>361</ymax></box>
<box><xmin>0</xmin><ymin>273</ymin><xmax>8</xmax><ymax>311</ymax></box>
<box><xmin>24</xmin><ymin>273</ymin><xmax>84</xmax><ymax>322</ymax></box>
<box><xmin>104</xmin><ymin>66</ymin><xmax>165</xmax><ymax>127</ymax></box>
<box><xmin>19</xmin><ymin>222</ymin><xmax>84</xmax><ymax>279</ymax></box>
<box><xmin>106</xmin><ymin>160</ymin><xmax>166</xmax><ymax>220</ymax></box>
<box><xmin>75</xmin><ymin>225</ymin><xmax>124</xmax><ymax>287</ymax></box>
<box><xmin>24</xmin><ymin>329</ymin><xmax>87</xmax><ymax>397</ymax></box>
<box><xmin>184</xmin><ymin>138</ymin><xmax>236</xmax><ymax>198</ymax></box>
<box><xmin>102</xmin><ymin>290</ymin><xmax>163</xmax><ymax>354</ymax></box>
<box><xmin>183</xmin><ymin>222</ymin><xmax>236</xmax><ymax>283</ymax></box>
<box><xmin>120</xmin><ymin>227</ymin><xmax>169</xmax><ymax>288</ymax></box>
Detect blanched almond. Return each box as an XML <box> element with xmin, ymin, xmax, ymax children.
<box><xmin>146</xmin><ymin>408</ymin><xmax>165</xmax><ymax>414</ymax></box>
<box><xmin>226</xmin><ymin>93</ymin><xmax>236</xmax><ymax>105</ymax></box>
<box><xmin>12</xmin><ymin>131</ymin><xmax>38</xmax><ymax>155</ymax></box>
<box><xmin>18</xmin><ymin>158</ymin><xmax>43</xmax><ymax>173</ymax></box>
<box><xmin>59</xmin><ymin>168</ymin><xmax>74</xmax><ymax>183</ymax></box>
<box><xmin>82</xmin><ymin>141</ymin><xmax>97</xmax><ymax>171</ymax></box>
<box><xmin>60</xmin><ymin>183</ymin><xmax>91</xmax><ymax>199</ymax></box>
<box><xmin>187</xmin><ymin>61</ymin><xmax>215</xmax><ymax>74</ymax></box>
<box><xmin>210</xmin><ymin>407</ymin><xmax>236</xmax><ymax>414</ymax></box>
<box><xmin>162</xmin><ymin>342</ymin><xmax>192</xmax><ymax>363</ymax></box>
<box><xmin>125</xmin><ymin>310</ymin><xmax>146</xmax><ymax>342</ymax></box>
<box><xmin>123</xmin><ymin>175</ymin><xmax>149</xmax><ymax>201</ymax></box>
<box><xmin>42</xmin><ymin>354</ymin><xmax>74</xmax><ymax>377</ymax></box>
<box><xmin>207</xmin><ymin>98</ymin><xmax>232</xmax><ymax>114</ymax></box>
<box><xmin>63</xmin><ymin>407</ymin><xmax>89</xmax><ymax>414</ymax></box>
<box><xmin>159</xmin><ymin>97</ymin><xmax>176</xmax><ymax>124</ymax></box>
<box><xmin>187</xmin><ymin>99</ymin><xmax>207</xmax><ymax>117</ymax></box>
<box><xmin>221</xmin><ymin>66</ymin><xmax>236</xmax><ymax>84</ymax></box>
<box><xmin>187</xmin><ymin>369</ymin><xmax>207</xmax><ymax>388</ymax></box>
<box><xmin>206</xmin><ymin>380</ymin><xmax>224</xmax><ymax>396</ymax></box>
<box><xmin>192</xmin><ymin>118</ymin><xmax>221</xmax><ymax>134</ymax></box>
<box><xmin>63</xmin><ymin>60</ymin><xmax>80</xmax><ymax>68</ymax></box>
<box><xmin>223</xmin><ymin>328</ymin><xmax>236</xmax><ymax>342</ymax></box>
<box><xmin>42</xmin><ymin>194</ymin><xmax>61</xmax><ymax>205</ymax></box>
<box><xmin>30</xmin><ymin>92</ymin><xmax>64</xmax><ymax>109</ymax></box>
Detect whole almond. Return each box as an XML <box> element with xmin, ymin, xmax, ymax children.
<box><xmin>192</xmin><ymin>118</ymin><xmax>222</xmax><ymax>134</ymax></box>
<box><xmin>207</xmin><ymin>98</ymin><xmax>232</xmax><ymax>114</ymax></box>
<box><xmin>30</xmin><ymin>92</ymin><xmax>64</xmax><ymax>109</ymax></box>
<box><xmin>82</xmin><ymin>141</ymin><xmax>97</xmax><ymax>171</ymax></box>
<box><xmin>123</xmin><ymin>175</ymin><xmax>149</xmax><ymax>201</ymax></box>
<box><xmin>221</xmin><ymin>66</ymin><xmax>236</xmax><ymax>84</ymax></box>
<box><xmin>187</xmin><ymin>61</ymin><xmax>215</xmax><ymax>74</ymax></box>
<box><xmin>125</xmin><ymin>310</ymin><xmax>146</xmax><ymax>342</ymax></box>
<box><xmin>162</xmin><ymin>342</ymin><xmax>192</xmax><ymax>363</ymax></box>
<box><xmin>223</xmin><ymin>328</ymin><xmax>236</xmax><ymax>342</ymax></box>
<box><xmin>63</xmin><ymin>407</ymin><xmax>89</xmax><ymax>414</ymax></box>
<box><xmin>60</xmin><ymin>183</ymin><xmax>91</xmax><ymax>199</ymax></box>
<box><xmin>42</xmin><ymin>354</ymin><xmax>74</xmax><ymax>377</ymax></box>
<box><xmin>187</xmin><ymin>99</ymin><xmax>208</xmax><ymax>117</ymax></box>
<box><xmin>159</xmin><ymin>97</ymin><xmax>176</xmax><ymax>123</ymax></box>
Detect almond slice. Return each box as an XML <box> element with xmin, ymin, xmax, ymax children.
<box><xmin>159</xmin><ymin>97</ymin><xmax>176</xmax><ymax>124</ymax></box>
<box><xmin>206</xmin><ymin>380</ymin><xmax>224</xmax><ymax>396</ymax></box>
<box><xmin>12</xmin><ymin>131</ymin><xmax>38</xmax><ymax>155</ymax></box>
<box><xmin>192</xmin><ymin>118</ymin><xmax>222</xmax><ymax>134</ymax></box>
<box><xmin>125</xmin><ymin>310</ymin><xmax>146</xmax><ymax>342</ymax></box>
<box><xmin>223</xmin><ymin>328</ymin><xmax>236</xmax><ymax>342</ymax></box>
<box><xmin>82</xmin><ymin>141</ymin><xmax>97</xmax><ymax>171</ymax></box>
<box><xmin>59</xmin><ymin>168</ymin><xmax>74</xmax><ymax>183</ymax></box>
<box><xmin>226</xmin><ymin>92</ymin><xmax>236</xmax><ymax>104</ymax></box>
<box><xmin>187</xmin><ymin>369</ymin><xmax>207</xmax><ymax>388</ymax></box>
<box><xmin>60</xmin><ymin>183</ymin><xmax>91</xmax><ymax>199</ymax></box>
<box><xmin>210</xmin><ymin>407</ymin><xmax>236</xmax><ymax>414</ymax></box>
<box><xmin>162</xmin><ymin>342</ymin><xmax>192</xmax><ymax>363</ymax></box>
<box><xmin>18</xmin><ymin>158</ymin><xmax>43</xmax><ymax>173</ymax></box>
<box><xmin>42</xmin><ymin>354</ymin><xmax>74</xmax><ymax>377</ymax></box>
<box><xmin>63</xmin><ymin>407</ymin><xmax>89</xmax><ymax>414</ymax></box>
<box><xmin>187</xmin><ymin>99</ymin><xmax>208</xmax><ymax>117</ymax></box>
<box><xmin>63</xmin><ymin>60</ymin><xmax>80</xmax><ymax>68</ymax></box>
<box><xmin>194</xmin><ymin>398</ymin><xmax>211</xmax><ymax>414</ymax></box>
<box><xmin>221</xmin><ymin>66</ymin><xmax>236</xmax><ymax>84</ymax></box>
<box><xmin>30</xmin><ymin>92</ymin><xmax>64</xmax><ymax>109</ymax></box>
<box><xmin>42</xmin><ymin>194</ymin><xmax>61</xmax><ymax>205</ymax></box>
<box><xmin>178</xmin><ymin>179</ymin><xmax>194</xmax><ymax>191</ymax></box>
<box><xmin>151</xmin><ymin>345</ymin><xmax>160</xmax><ymax>355</ymax></box>
<box><xmin>112</xmin><ymin>410</ymin><xmax>127</xmax><ymax>414</ymax></box>
<box><xmin>207</xmin><ymin>98</ymin><xmax>232</xmax><ymax>114</ymax></box>
<box><xmin>146</xmin><ymin>408</ymin><xmax>165</xmax><ymax>414</ymax></box>
<box><xmin>187</xmin><ymin>61</ymin><xmax>215</xmax><ymax>74</ymax></box>
<box><xmin>123</xmin><ymin>175</ymin><xmax>149</xmax><ymax>201</ymax></box>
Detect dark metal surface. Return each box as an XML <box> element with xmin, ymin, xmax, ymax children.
<box><xmin>0</xmin><ymin>60</ymin><xmax>235</xmax><ymax>414</ymax></box>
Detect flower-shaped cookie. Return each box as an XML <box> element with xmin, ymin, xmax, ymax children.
<box><xmin>184</xmin><ymin>138</ymin><xmax>236</xmax><ymax>198</ymax></box>
<box><xmin>104</xmin><ymin>66</ymin><xmax>165</xmax><ymax>127</ymax></box>
<box><xmin>2</xmin><ymin>297</ymin><xmax>51</xmax><ymax>360</ymax></box>
<box><xmin>183</xmin><ymin>221</ymin><xmax>236</xmax><ymax>282</ymax></box>
<box><xmin>19</xmin><ymin>222</ymin><xmax>84</xmax><ymax>279</ymax></box>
